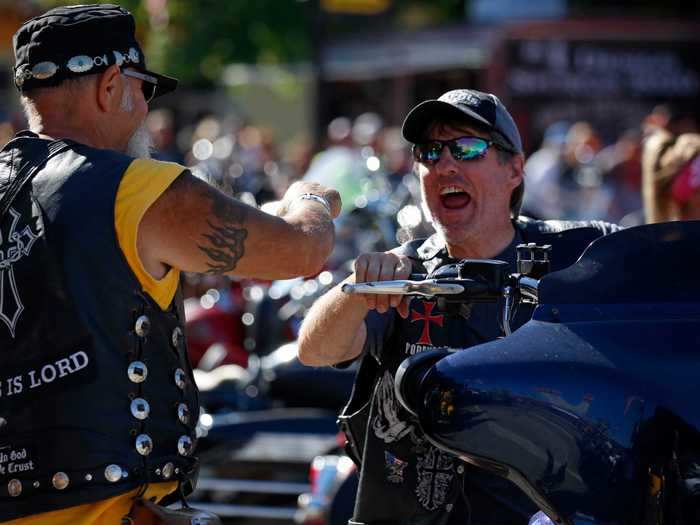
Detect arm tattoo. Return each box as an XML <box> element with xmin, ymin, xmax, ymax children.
<box><xmin>196</xmin><ymin>186</ymin><xmax>249</xmax><ymax>274</ymax></box>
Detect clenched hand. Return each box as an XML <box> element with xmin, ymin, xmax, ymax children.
<box><xmin>353</xmin><ymin>251</ymin><xmax>413</xmax><ymax>318</ymax></box>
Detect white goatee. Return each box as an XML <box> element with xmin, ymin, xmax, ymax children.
<box><xmin>121</xmin><ymin>80</ymin><xmax>153</xmax><ymax>159</ymax></box>
<box><xmin>125</xmin><ymin>122</ymin><xmax>153</xmax><ymax>159</ymax></box>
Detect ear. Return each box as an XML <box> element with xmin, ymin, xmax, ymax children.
<box><xmin>508</xmin><ymin>154</ymin><xmax>524</xmax><ymax>189</ymax></box>
<box><xmin>96</xmin><ymin>64</ymin><xmax>123</xmax><ymax>113</ymax></box>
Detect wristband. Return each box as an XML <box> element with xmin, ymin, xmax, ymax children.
<box><xmin>290</xmin><ymin>193</ymin><xmax>332</xmax><ymax>214</ymax></box>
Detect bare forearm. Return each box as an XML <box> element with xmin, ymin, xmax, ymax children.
<box><xmin>192</xmin><ymin>180</ymin><xmax>336</xmax><ymax>279</ymax></box>
<box><xmin>141</xmin><ymin>172</ymin><xmax>339</xmax><ymax>280</ymax></box>
<box><xmin>298</xmin><ymin>250</ymin><xmax>413</xmax><ymax>367</ymax></box>
<box><xmin>298</xmin><ymin>277</ymin><xmax>368</xmax><ymax>366</ymax></box>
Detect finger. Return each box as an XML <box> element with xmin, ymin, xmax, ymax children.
<box><xmin>397</xmin><ymin>296</ymin><xmax>412</xmax><ymax>319</ymax></box>
<box><xmin>387</xmin><ymin>258</ymin><xmax>402</xmax><ymax>309</ymax></box>
<box><xmin>375</xmin><ymin>256</ymin><xmax>397</xmax><ymax>313</ymax></box>
<box><xmin>388</xmin><ymin>292</ymin><xmax>401</xmax><ymax>310</ymax></box>
<box><xmin>388</xmin><ymin>256</ymin><xmax>411</xmax><ymax>308</ymax></box>
<box><xmin>353</xmin><ymin>255</ymin><xmax>369</xmax><ymax>284</ymax></box>
<box><xmin>323</xmin><ymin>189</ymin><xmax>342</xmax><ymax>218</ymax></box>
<box><xmin>352</xmin><ymin>256</ymin><xmax>374</xmax><ymax>311</ymax></box>
<box><xmin>395</xmin><ymin>255</ymin><xmax>413</xmax><ymax>279</ymax></box>
<box><xmin>364</xmin><ymin>256</ymin><xmax>383</xmax><ymax>311</ymax></box>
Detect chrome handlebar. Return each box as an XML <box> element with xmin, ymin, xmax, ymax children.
<box><xmin>341</xmin><ymin>280</ymin><xmax>465</xmax><ymax>297</ymax></box>
<box><xmin>342</xmin><ymin>275</ymin><xmax>540</xmax><ymax>336</ymax></box>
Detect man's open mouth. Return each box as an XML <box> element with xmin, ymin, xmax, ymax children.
<box><xmin>439</xmin><ymin>186</ymin><xmax>471</xmax><ymax>209</ymax></box>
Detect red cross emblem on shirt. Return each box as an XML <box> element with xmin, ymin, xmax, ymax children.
<box><xmin>410</xmin><ymin>301</ymin><xmax>444</xmax><ymax>345</ymax></box>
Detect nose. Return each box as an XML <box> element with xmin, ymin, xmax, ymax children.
<box><xmin>433</xmin><ymin>145</ymin><xmax>459</xmax><ymax>175</ymax></box>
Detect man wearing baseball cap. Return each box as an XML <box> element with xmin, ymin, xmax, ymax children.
<box><xmin>1</xmin><ymin>4</ymin><xmax>340</xmax><ymax>523</ymax></box>
<box><xmin>298</xmin><ymin>89</ymin><xmax>618</xmax><ymax>525</ymax></box>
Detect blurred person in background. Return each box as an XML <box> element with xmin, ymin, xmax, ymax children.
<box><xmin>285</xmin><ymin>136</ymin><xmax>315</xmax><ymax>182</ymax></box>
<box><xmin>186</xmin><ymin>115</ymin><xmax>227</xmax><ymax>186</ymax></box>
<box><xmin>521</xmin><ymin>120</ymin><xmax>570</xmax><ymax>219</ymax></box>
<box><xmin>299</xmin><ymin>89</ymin><xmax>618</xmax><ymax>525</ymax></box>
<box><xmin>234</xmin><ymin>124</ymin><xmax>282</xmax><ymax>203</ymax></box>
<box><xmin>378</xmin><ymin>126</ymin><xmax>414</xmax><ymax>191</ymax></box>
<box><xmin>375</xmin><ymin>125</ymin><xmax>435</xmax><ymax>244</ymax></box>
<box><xmin>146</xmin><ymin>107</ymin><xmax>184</xmax><ymax>163</ymax></box>
<box><xmin>304</xmin><ymin>114</ymin><xmax>401</xmax><ymax>270</ymax></box>
<box><xmin>558</xmin><ymin>121</ymin><xmax>608</xmax><ymax>221</ymax></box>
<box><xmin>304</xmin><ymin>115</ymin><xmax>368</xmax><ymax>212</ymax></box>
<box><xmin>643</xmin><ymin>102</ymin><xmax>699</xmax><ymax>138</ymax></box>
<box><xmin>593</xmin><ymin>128</ymin><xmax>644</xmax><ymax>225</ymax></box>
<box><xmin>524</xmin><ymin>121</ymin><xmax>610</xmax><ymax>221</ymax></box>
<box><xmin>642</xmin><ymin>129</ymin><xmax>700</xmax><ymax>222</ymax></box>
<box><xmin>0</xmin><ymin>4</ymin><xmax>340</xmax><ymax>524</ymax></box>
<box><xmin>352</xmin><ymin>112</ymin><xmax>384</xmax><ymax>155</ymax></box>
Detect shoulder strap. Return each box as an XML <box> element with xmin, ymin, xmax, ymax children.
<box><xmin>0</xmin><ymin>140</ymin><xmax>73</xmax><ymax>219</ymax></box>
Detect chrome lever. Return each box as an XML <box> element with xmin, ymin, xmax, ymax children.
<box><xmin>342</xmin><ymin>280</ymin><xmax>465</xmax><ymax>297</ymax></box>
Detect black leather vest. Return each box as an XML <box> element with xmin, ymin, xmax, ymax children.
<box><xmin>0</xmin><ymin>134</ymin><xmax>199</xmax><ymax>520</ymax></box>
<box><xmin>340</xmin><ymin>219</ymin><xmax>620</xmax><ymax>525</ymax></box>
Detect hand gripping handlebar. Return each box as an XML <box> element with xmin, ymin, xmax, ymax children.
<box><xmin>341</xmin><ymin>257</ymin><xmax>543</xmax><ymax>336</ymax></box>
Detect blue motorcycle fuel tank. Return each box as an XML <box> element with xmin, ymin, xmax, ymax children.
<box><xmin>403</xmin><ymin>221</ymin><xmax>700</xmax><ymax>525</ymax></box>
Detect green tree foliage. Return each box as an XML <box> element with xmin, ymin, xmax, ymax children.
<box><xmin>147</xmin><ymin>1</ymin><xmax>313</xmax><ymax>87</ymax></box>
<box><xmin>34</xmin><ymin>0</ymin><xmax>312</xmax><ymax>87</ymax></box>
<box><xmin>32</xmin><ymin>0</ymin><xmax>697</xmax><ymax>89</ymax></box>
<box><xmin>33</xmin><ymin>0</ymin><xmax>465</xmax><ymax>87</ymax></box>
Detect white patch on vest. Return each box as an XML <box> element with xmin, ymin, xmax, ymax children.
<box><xmin>372</xmin><ymin>371</ymin><xmax>413</xmax><ymax>444</ymax></box>
<box><xmin>0</xmin><ymin>445</ymin><xmax>36</xmax><ymax>476</ymax></box>
<box><xmin>0</xmin><ymin>350</ymin><xmax>90</xmax><ymax>399</ymax></box>
<box><xmin>0</xmin><ymin>207</ymin><xmax>40</xmax><ymax>338</ymax></box>
<box><xmin>415</xmin><ymin>447</ymin><xmax>454</xmax><ymax>511</ymax></box>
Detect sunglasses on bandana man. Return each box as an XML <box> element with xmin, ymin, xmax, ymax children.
<box><xmin>412</xmin><ymin>136</ymin><xmax>514</xmax><ymax>165</ymax></box>
<box><xmin>121</xmin><ymin>69</ymin><xmax>158</xmax><ymax>102</ymax></box>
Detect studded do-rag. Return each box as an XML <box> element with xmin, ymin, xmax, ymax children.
<box><xmin>12</xmin><ymin>3</ymin><xmax>177</xmax><ymax>98</ymax></box>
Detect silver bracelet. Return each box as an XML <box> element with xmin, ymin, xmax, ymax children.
<box><xmin>290</xmin><ymin>193</ymin><xmax>332</xmax><ymax>214</ymax></box>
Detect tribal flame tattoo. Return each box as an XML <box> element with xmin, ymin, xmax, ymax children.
<box><xmin>198</xmin><ymin>221</ymin><xmax>248</xmax><ymax>273</ymax></box>
<box><xmin>197</xmin><ymin>186</ymin><xmax>249</xmax><ymax>274</ymax></box>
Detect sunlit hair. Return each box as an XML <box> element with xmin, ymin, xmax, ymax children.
<box><xmin>416</xmin><ymin>118</ymin><xmax>525</xmax><ymax>218</ymax></box>
<box><xmin>19</xmin><ymin>96</ymin><xmax>42</xmax><ymax>130</ymax></box>
<box><xmin>642</xmin><ymin>129</ymin><xmax>700</xmax><ymax>223</ymax></box>
<box><xmin>20</xmin><ymin>74</ymin><xmax>152</xmax><ymax>159</ymax></box>
<box><xmin>20</xmin><ymin>76</ymin><xmax>95</xmax><ymax>131</ymax></box>
<box><xmin>120</xmin><ymin>77</ymin><xmax>134</xmax><ymax>112</ymax></box>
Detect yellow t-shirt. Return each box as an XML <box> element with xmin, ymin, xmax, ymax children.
<box><xmin>114</xmin><ymin>158</ymin><xmax>185</xmax><ymax>310</ymax></box>
<box><xmin>4</xmin><ymin>484</ymin><xmax>177</xmax><ymax>525</ymax></box>
<box><xmin>7</xmin><ymin>159</ymin><xmax>186</xmax><ymax>524</ymax></box>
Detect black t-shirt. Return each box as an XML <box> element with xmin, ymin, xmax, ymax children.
<box><xmin>345</xmin><ymin>219</ymin><xmax>620</xmax><ymax>525</ymax></box>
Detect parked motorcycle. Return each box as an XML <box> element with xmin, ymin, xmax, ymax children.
<box><xmin>187</xmin><ymin>269</ymin><xmax>358</xmax><ymax>523</ymax></box>
<box><xmin>337</xmin><ymin>220</ymin><xmax>700</xmax><ymax>525</ymax></box>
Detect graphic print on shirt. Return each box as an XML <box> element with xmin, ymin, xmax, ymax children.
<box><xmin>415</xmin><ymin>446</ymin><xmax>455</xmax><ymax>511</ymax></box>
<box><xmin>410</xmin><ymin>300</ymin><xmax>444</xmax><ymax>345</ymax></box>
<box><xmin>384</xmin><ymin>451</ymin><xmax>408</xmax><ymax>484</ymax></box>
<box><xmin>372</xmin><ymin>371</ymin><xmax>414</xmax><ymax>444</ymax></box>
<box><xmin>0</xmin><ymin>208</ymin><xmax>39</xmax><ymax>338</ymax></box>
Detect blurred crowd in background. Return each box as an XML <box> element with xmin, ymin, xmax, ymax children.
<box><xmin>523</xmin><ymin>102</ymin><xmax>698</xmax><ymax>226</ymax></box>
<box><xmin>2</xmin><ymin>94</ymin><xmax>698</xmax><ymax>272</ymax></box>
<box><xmin>5</xmin><ymin>92</ymin><xmax>697</xmax><ymax>230</ymax></box>
<box><xmin>0</xmin><ymin>4</ymin><xmax>697</xmax><ymax>309</ymax></box>
<box><xmin>114</xmin><ymin>93</ymin><xmax>699</xmax><ymax>375</ymax></box>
